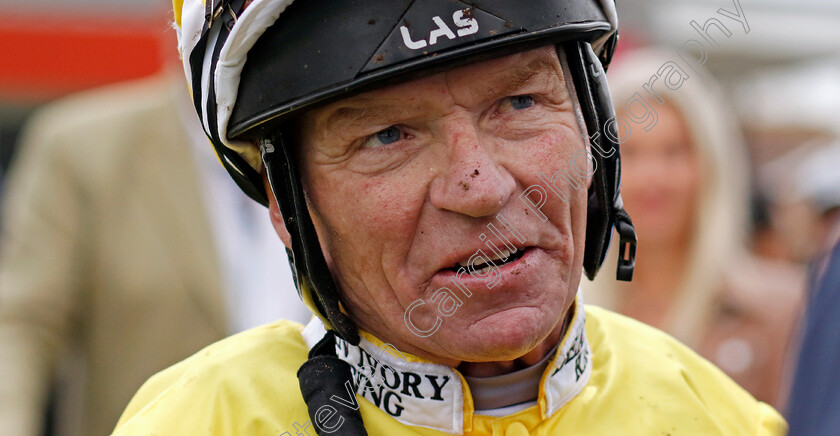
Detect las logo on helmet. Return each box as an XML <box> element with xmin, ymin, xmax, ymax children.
<box><xmin>400</xmin><ymin>9</ymin><xmax>479</xmax><ymax>50</ymax></box>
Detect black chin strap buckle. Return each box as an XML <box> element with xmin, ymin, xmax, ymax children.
<box><xmin>615</xmin><ymin>207</ymin><xmax>637</xmax><ymax>281</ymax></box>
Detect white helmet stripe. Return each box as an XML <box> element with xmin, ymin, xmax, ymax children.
<box><xmin>216</xmin><ymin>0</ymin><xmax>296</xmax><ymax>170</ymax></box>
<box><xmin>179</xmin><ymin>0</ymin><xmax>206</xmax><ymax>92</ymax></box>
<box><xmin>199</xmin><ymin>25</ymin><xmax>221</xmax><ymax>138</ymax></box>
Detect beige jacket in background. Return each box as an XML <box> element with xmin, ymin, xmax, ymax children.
<box><xmin>0</xmin><ymin>74</ymin><xmax>229</xmax><ymax>436</ymax></box>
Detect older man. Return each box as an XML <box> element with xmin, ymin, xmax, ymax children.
<box><xmin>113</xmin><ymin>1</ymin><xmax>785</xmax><ymax>434</ymax></box>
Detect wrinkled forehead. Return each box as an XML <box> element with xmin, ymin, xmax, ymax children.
<box><xmin>302</xmin><ymin>45</ymin><xmax>570</xmax><ymax>133</ymax></box>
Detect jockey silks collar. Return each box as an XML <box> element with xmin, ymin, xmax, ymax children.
<box><xmin>301</xmin><ymin>291</ymin><xmax>591</xmax><ymax>435</ymax></box>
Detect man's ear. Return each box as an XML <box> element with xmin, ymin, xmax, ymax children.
<box><xmin>263</xmin><ymin>174</ymin><xmax>293</xmax><ymax>250</ymax></box>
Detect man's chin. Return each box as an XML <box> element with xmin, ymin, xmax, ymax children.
<box><xmin>441</xmin><ymin>306</ymin><xmax>565</xmax><ymax>362</ymax></box>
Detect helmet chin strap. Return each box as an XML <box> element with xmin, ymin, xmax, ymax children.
<box><xmin>561</xmin><ymin>41</ymin><xmax>637</xmax><ymax>281</ymax></box>
<box><xmin>262</xmin><ymin>135</ymin><xmax>368</xmax><ymax>435</ymax></box>
<box><xmin>260</xmin><ymin>134</ymin><xmax>360</xmax><ymax>345</ymax></box>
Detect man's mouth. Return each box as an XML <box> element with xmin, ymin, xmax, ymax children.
<box><xmin>445</xmin><ymin>247</ymin><xmax>529</xmax><ymax>275</ymax></box>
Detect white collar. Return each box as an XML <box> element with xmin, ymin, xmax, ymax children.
<box><xmin>301</xmin><ymin>291</ymin><xmax>591</xmax><ymax>434</ymax></box>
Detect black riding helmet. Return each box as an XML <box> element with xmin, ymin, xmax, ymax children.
<box><xmin>174</xmin><ymin>0</ymin><xmax>636</xmax><ymax>433</ymax></box>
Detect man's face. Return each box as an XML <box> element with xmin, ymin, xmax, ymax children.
<box><xmin>294</xmin><ymin>46</ymin><xmax>588</xmax><ymax>364</ymax></box>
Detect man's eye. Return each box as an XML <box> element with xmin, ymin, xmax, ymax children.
<box><xmin>363</xmin><ymin>126</ymin><xmax>402</xmax><ymax>148</ymax></box>
<box><xmin>501</xmin><ymin>95</ymin><xmax>534</xmax><ymax>111</ymax></box>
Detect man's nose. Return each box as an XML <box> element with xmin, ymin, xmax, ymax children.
<box><xmin>429</xmin><ymin>116</ymin><xmax>516</xmax><ymax>218</ymax></box>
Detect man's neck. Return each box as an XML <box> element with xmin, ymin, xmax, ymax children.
<box><xmin>456</xmin><ymin>307</ymin><xmax>573</xmax><ymax>378</ymax></box>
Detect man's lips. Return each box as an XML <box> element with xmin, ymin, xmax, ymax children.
<box><xmin>431</xmin><ymin>246</ymin><xmax>540</xmax><ymax>292</ymax></box>
<box><xmin>434</xmin><ymin>239</ymin><xmax>530</xmax><ymax>276</ymax></box>
<box><xmin>442</xmin><ymin>246</ymin><xmax>528</xmax><ymax>275</ymax></box>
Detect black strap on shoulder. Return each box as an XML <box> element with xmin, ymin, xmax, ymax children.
<box><xmin>297</xmin><ymin>332</ymin><xmax>368</xmax><ymax>435</ymax></box>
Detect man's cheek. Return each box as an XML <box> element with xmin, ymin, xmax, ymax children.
<box><xmin>519</xmin><ymin>148</ymin><xmax>594</xmax><ymax>219</ymax></box>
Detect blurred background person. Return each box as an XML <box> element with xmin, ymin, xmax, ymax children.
<box><xmin>736</xmin><ymin>51</ymin><xmax>840</xmax><ymax>434</ymax></box>
<box><xmin>0</xmin><ymin>5</ymin><xmax>310</xmax><ymax>436</ymax></box>
<box><xmin>786</xmin><ymin>222</ymin><xmax>840</xmax><ymax>436</ymax></box>
<box><xmin>736</xmin><ymin>63</ymin><xmax>840</xmax><ymax>265</ymax></box>
<box><xmin>583</xmin><ymin>48</ymin><xmax>804</xmax><ymax>407</ymax></box>
<box><xmin>777</xmin><ymin>141</ymin><xmax>840</xmax><ymax>435</ymax></box>
<box><xmin>609</xmin><ymin>0</ymin><xmax>840</xmax><ymax>270</ymax></box>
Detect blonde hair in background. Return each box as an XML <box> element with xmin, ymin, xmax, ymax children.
<box><xmin>584</xmin><ymin>48</ymin><xmax>751</xmax><ymax>347</ymax></box>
